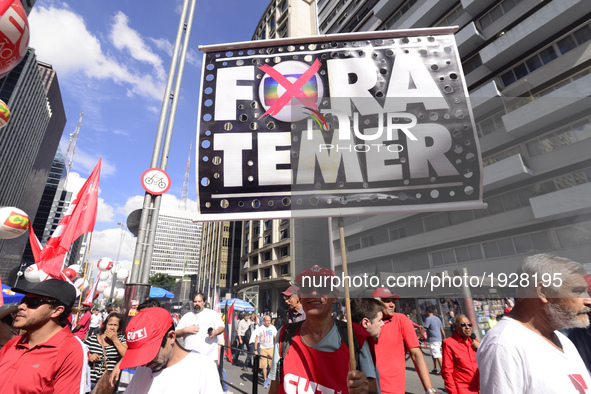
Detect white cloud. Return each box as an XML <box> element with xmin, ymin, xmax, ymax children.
<box><xmin>64</xmin><ymin>172</ymin><xmax>115</xmax><ymax>223</ymax></box>
<box><xmin>29</xmin><ymin>3</ymin><xmax>164</xmax><ymax>99</ymax></box>
<box><xmin>96</xmin><ymin>198</ymin><xmax>114</xmax><ymax>222</ymax></box>
<box><xmin>110</xmin><ymin>12</ymin><xmax>166</xmax><ymax>80</ymax></box>
<box><xmin>148</xmin><ymin>37</ymin><xmax>201</xmax><ymax>68</ymax></box>
<box><xmin>118</xmin><ymin>193</ymin><xmax>197</xmax><ymax>217</ymax></box>
<box><xmin>88</xmin><ymin>227</ymin><xmax>135</xmax><ymax>271</ymax></box>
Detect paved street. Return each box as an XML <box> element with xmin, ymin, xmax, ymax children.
<box><xmin>222</xmin><ymin>351</ymin><xmax>448</xmax><ymax>394</ymax></box>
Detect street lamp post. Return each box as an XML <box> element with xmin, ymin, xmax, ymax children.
<box><xmin>108</xmin><ymin>222</ymin><xmax>126</xmax><ymax>306</ymax></box>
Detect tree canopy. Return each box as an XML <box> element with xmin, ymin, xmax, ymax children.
<box><xmin>149</xmin><ymin>273</ymin><xmax>177</xmax><ymax>291</ymax></box>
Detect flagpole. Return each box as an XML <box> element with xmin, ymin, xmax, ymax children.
<box><xmin>76</xmin><ymin>231</ymin><xmax>95</xmax><ymax>315</ymax></box>
<box><xmin>337</xmin><ymin>217</ymin><xmax>356</xmax><ymax>371</ymax></box>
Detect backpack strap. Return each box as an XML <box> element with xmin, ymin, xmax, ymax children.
<box><xmin>277</xmin><ymin>321</ymin><xmax>304</xmax><ymax>385</ymax></box>
<box><xmin>334</xmin><ymin>319</ymin><xmax>361</xmax><ymax>371</ymax></box>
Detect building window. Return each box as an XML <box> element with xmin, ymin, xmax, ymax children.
<box><xmin>264</xmin><ymin>268</ymin><xmax>271</xmax><ymax>278</ymax></box>
<box><xmin>280</xmin><ymin>264</ymin><xmax>289</xmax><ymax>275</ymax></box>
<box><xmin>264</xmin><ymin>235</ymin><xmax>271</xmax><ymax>245</ymax></box>
<box><xmin>252</xmin><ymin>271</ymin><xmax>258</xmax><ymax>281</ymax></box>
<box><xmin>500</xmin><ymin>21</ymin><xmax>591</xmax><ymax>88</ymax></box>
<box><xmin>243</xmin><ymin>274</ymin><xmax>247</xmax><ymax>283</ymax></box>
<box><xmin>263</xmin><ymin>251</ymin><xmax>271</xmax><ymax>261</ymax></box>
<box><xmin>280</xmin><ymin>246</ymin><xmax>289</xmax><ymax>257</ymax></box>
<box><xmin>280</xmin><ymin>229</ymin><xmax>289</xmax><ymax>240</ymax></box>
<box><xmin>477</xmin><ymin>0</ymin><xmax>524</xmax><ymax>31</ymax></box>
<box><xmin>361</xmin><ymin>235</ymin><xmax>375</xmax><ymax>248</ymax></box>
<box><xmin>265</xmin><ymin>220</ymin><xmax>272</xmax><ymax>229</ymax></box>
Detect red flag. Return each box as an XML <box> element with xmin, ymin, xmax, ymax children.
<box><xmin>28</xmin><ymin>225</ymin><xmax>42</xmax><ymax>262</ymax></box>
<box><xmin>225</xmin><ymin>301</ymin><xmax>235</xmax><ymax>364</ymax></box>
<box><xmin>36</xmin><ymin>160</ymin><xmax>101</xmax><ymax>278</ymax></box>
<box><xmin>84</xmin><ymin>274</ymin><xmax>100</xmax><ymax>305</ymax></box>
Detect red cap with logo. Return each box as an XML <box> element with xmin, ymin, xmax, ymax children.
<box><xmin>372</xmin><ymin>287</ymin><xmax>400</xmax><ymax>300</ymax></box>
<box><xmin>119</xmin><ymin>307</ymin><xmax>174</xmax><ymax>370</ymax></box>
<box><xmin>281</xmin><ymin>285</ymin><xmax>300</xmax><ymax>297</ymax></box>
<box><xmin>295</xmin><ymin>265</ymin><xmax>335</xmax><ymax>286</ymax></box>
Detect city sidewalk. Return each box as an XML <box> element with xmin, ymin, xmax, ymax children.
<box><xmin>222</xmin><ymin>353</ymin><xmax>449</xmax><ymax>394</ymax></box>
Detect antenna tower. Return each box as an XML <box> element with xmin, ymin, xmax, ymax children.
<box><xmin>64</xmin><ymin>112</ymin><xmax>84</xmax><ymax>188</ymax></box>
<box><xmin>179</xmin><ymin>140</ymin><xmax>192</xmax><ymax>210</ymax></box>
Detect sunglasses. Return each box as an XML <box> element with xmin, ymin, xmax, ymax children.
<box><xmin>19</xmin><ymin>297</ymin><xmax>59</xmax><ymax>309</ymax></box>
<box><xmin>459</xmin><ymin>323</ymin><xmax>473</xmax><ymax>327</ymax></box>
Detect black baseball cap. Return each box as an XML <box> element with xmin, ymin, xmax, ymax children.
<box><xmin>13</xmin><ymin>279</ymin><xmax>77</xmax><ymax>308</ymax></box>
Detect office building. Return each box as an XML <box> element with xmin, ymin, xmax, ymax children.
<box><xmin>0</xmin><ymin>51</ymin><xmax>66</xmax><ymax>280</ymax></box>
<box><xmin>312</xmin><ymin>0</ymin><xmax>591</xmax><ymax>333</ymax></box>
<box><xmin>198</xmin><ymin>220</ymin><xmax>242</xmax><ymax>303</ymax></box>
<box><xmin>246</xmin><ymin>0</ymin><xmax>591</xmax><ymax>330</ymax></box>
<box><xmin>149</xmin><ymin>208</ymin><xmax>203</xmax><ymax>278</ymax></box>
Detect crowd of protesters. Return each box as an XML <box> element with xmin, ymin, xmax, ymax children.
<box><xmin>0</xmin><ymin>252</ymin><xmax>590</xmax><ymax>393</ymax></box>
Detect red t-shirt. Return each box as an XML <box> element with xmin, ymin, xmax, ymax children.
<box><xmin>279</xmin><ymin>329</ymin><xmax>350</xmax><ymax>394</ymax></box>
<box><xmin>441</xmin><ymin>332</ymin><xmax>480</xmax><ymax>394</ymax></box>
<box><xmin>73</xmin><ymin>311</ymin><xmax>91</xmax><ymax>340</ymax></box>
<box><xmin>0</xmin><ymin>325</ymin><xmax>87</xmax><ymax>393</ymax></box>
<box><xmin>375</xmin><ymin>313</ymin><xmax>420</xmax><ymax>394</ymax></box>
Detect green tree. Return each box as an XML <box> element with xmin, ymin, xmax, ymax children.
<box><xmin>149</xmin><ymin>273</ymin><xmax>177</xmax><ymax>291</ymax></box>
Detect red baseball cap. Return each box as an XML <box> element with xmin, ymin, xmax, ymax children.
<box><xmin>295</xmin><ymin>265</ymin><xmax>335</xmax><ymax>287</ymax></box>
<box><xmin>281</xmin><ymin>285</ymin><xmax>300</xmax><ymax>297</ymax></box>
<box><xmin>372</xmin><ymin>287</ymin><xmax>400</xmax><ymax>300</ymax></box>
<box><xmin>119</xmin><ymin>307</ymin><xmax>174</xmax><ymax>370</ymax></box>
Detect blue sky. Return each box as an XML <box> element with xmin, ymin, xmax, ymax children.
<box><xmin>28</xmin><ymin>0</ymin><xmax>269</xmax><ymax>271</ymax></box>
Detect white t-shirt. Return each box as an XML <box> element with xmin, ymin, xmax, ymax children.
<box><xmin>124</xmin><ymin>351</ymin><xmax>223</xmax><ymax>393</ymax></box>
<box><xmin>255</xmin><ymin>325</ymin><xmax>277</xmax><ymax>349</ymax></box>
<box><xmin>90</xmin><ymin>314</ymin><xmax>101</xmax><ymax>328</ymax></box>
<box><xmin>477</xmin><ymin>317</ymin><xmax>591</xmax><ymax>394</ymax></box>
<box><xmin>176</xmin><ymin>309</ymin><xmax>224</xmax><ymax>361</ymax></box>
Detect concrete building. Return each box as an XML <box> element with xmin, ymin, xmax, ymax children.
<box><xmin>244</xmin><ymin>0</ymin><xmax>591</xmax><ymax>331</ymax></box>
<box><xmin>252</xmin><ymin>0</ymin><xmax>317</xmax><ymax>40</ymax></box>
<box><xmin>198</xmin><ymin>221</ymin><xmax>242</xmax><ymax>303</ymax></box>
<box><xmin>308</xmin><ymin>0</ymin><xmax>591</xmax><ymax>333</ymax></box>
<box><xmin>149</xmin><ymin>208</ymin><xmax>203</xmax><ymax>278</ymax></box>
<box><xmin>0</xmin><ymin>52</ymin><xmax>66</xmax><ymax>281</ymax></box>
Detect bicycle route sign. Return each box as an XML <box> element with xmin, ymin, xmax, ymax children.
<box><xmin>141</xmin><ymin>168</ymin><xmax>171</xmax><ymax>195</ymax></box>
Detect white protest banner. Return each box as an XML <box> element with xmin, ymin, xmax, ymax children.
<box><xmin>196</xmin><ymin>28</ymin><xmax>485</xmax><ymax>221</ymax></box>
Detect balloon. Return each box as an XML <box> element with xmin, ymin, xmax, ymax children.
<box><xmin>114</xmin><ymin>280</ymin><xmax>125</xmax><ymax>289</ymax></box>
<box><xmin>68</xmin><ymin>264</ymin><xmax>82</xmax><ymax>277</ymax></box>
<box><xmin>97</xmin><ymin>258</ymin><xmax>114</xmax><ymax>271</ymax></box>
<box><xmin>116</xmin><ymin>268</ymin><xmax>129</xmax><ymax>281</ymax></box>
<box><xmin>62</xmin><ymin>268</ymin><xmax>77</xmax><ymax>281</ymax></box>
<box><xmin>96</xmin><ymin>281</ymin><xmax>109</xmax><ymax>293</ymax></box>
<box><xmin>115</xmin><ymin>290</ymin><xmax>124</xmax><ymax>301</ymax></box>
<box><xmin>0</xmin><ymin>1</ymin><xmax>29</xmax><ymax>79</ymax></box>
<box><xmin>0</xmin><ymin>207</ymin><xmax>29</xmax><ymax>239</ymax></box>
<box><xmin>0</xmin><ymin>99</ymin><xmax>10</xmax><ymax>128</ymax></box>
<box><xmin>24</xmin><ymin>264</ymin><xmax>48</xmax><ymax>282</ymax></box>
<box><xmin>98</xmin><ymin>271</ymin><xmax>110</xmax><ymax>281</ymax></box>
<box><xmin>103</xmin><ymin>287</ymin><xmax>113</xmax><ymax>298</ymax></box>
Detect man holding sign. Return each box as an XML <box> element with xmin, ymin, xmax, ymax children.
<box><xmin>269</xmin><ymin>265</ymin><xmax>375</xmax><ymax>394</ymax></box>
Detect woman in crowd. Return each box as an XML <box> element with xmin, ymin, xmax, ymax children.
<box><xmin>84</xmin><ymin>312</ymin><xmax>127</xmax><ymax>391</ymax></box>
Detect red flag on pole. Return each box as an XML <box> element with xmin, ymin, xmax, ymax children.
<box><xmin>225</xmin><ymin>301</ymin><xmax>235</xmax><ymax>364</ymax></box>
<box><xmin>83</xmin><ymin>274</ymin><xmax>100</xmax><ymax>305</ymax></box>
<box><xmin>35</xmin><ymin>160</ymin><xmax>101</xmax><ymax>279</ymax></box>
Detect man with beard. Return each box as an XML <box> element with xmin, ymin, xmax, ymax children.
<box><xmin>441</xmin><ymin>315</ymin><xmax>480</xmax><ymax>394</ymax></box>
<box><xmin>568</xmin><ymin>275</ymin><xmax>591</xmax><ymax>374</ymax></box>
<box><xmin>477</xmin><ymin>253</ymin><xmax>591</xmax><ymax>393</ymax></box>
<box><xmin>373</xmin><ymin>287</ymin><xmax>436</xmax><ymax>394</ymax></box>
<box><xmin>175</xmin><ymin>292</ymin><xmax>224</xmax><ymax>362</ymax></box>
<box><xmin>0</xmin><ymin>279</ymin><xmax>87</xmax><ymax>393</ymax></box>
<box><xmin>121</xmin><ymin>307</ymin><xmax>223</xmax><ymax>393</ymax></box>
